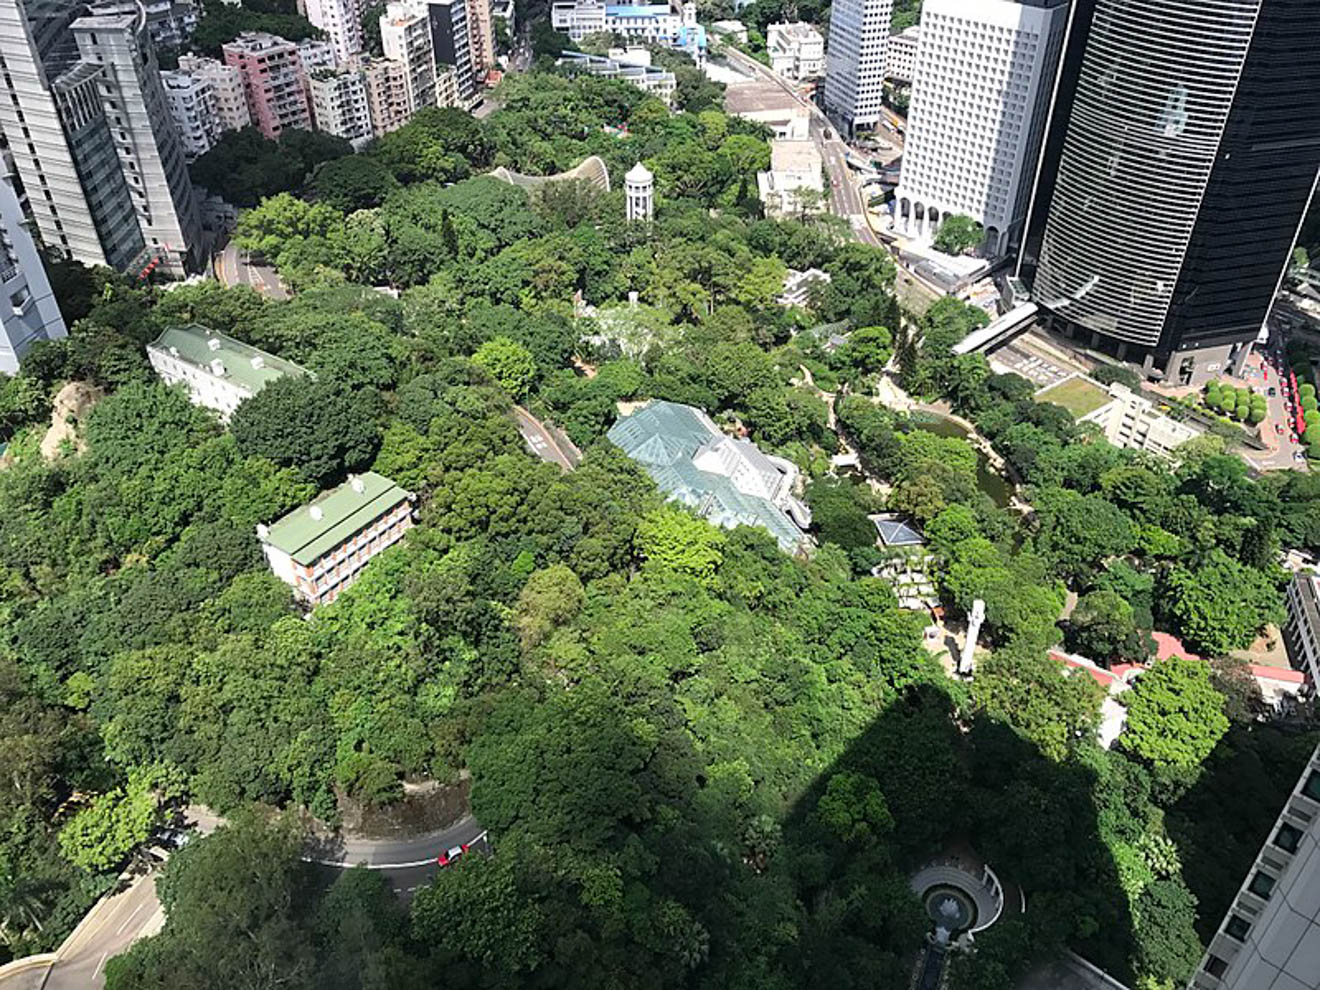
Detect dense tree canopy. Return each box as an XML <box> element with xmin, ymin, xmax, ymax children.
<box><xmin>2</xmin><ymin>62</ymin><xmax>1317</xmax><ymax>990</ymax></box>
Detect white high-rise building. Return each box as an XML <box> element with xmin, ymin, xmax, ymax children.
<box><xmin>0</xmin><ymin>171</ymin><xmax>67</xmax><ymax>374</ymax></box>
<box><xmin>305</xmin><ymin>0</ymin><xmax>365</xmax><ymax>64</ymax></box>
<box><xmin>177</xmin><ymin>55</ymin><xmax>251</xmax><ymax>132</ymax></box>
<box><xmin>309</xmin><ymin>66</ymin><xmax>375</xmax><ymax>145</ymax></box>
<box><xmin>160</xmin><ymin>69</ymin><xmax>223</xmax><ymax>160</ymax></box>
<box><xmin>823</xmin><ymin>0</ymin><xmax>894</xmax><ymax>135</ymax></box>
<box><xmin>70</xmin><ymin>13</ymin><xmax>204</xmax><ymax>275</ymax></box>
<box><xmin>1190</xmin><ymin>743</ymin><xmax>1320</xmax><ymax>990</ymax></box>
<box><xmin>894</xmin><ymin>0</ymin><xmax>1067</xmax><ymax>256</ymax></box>
<box><xmin>381</xmin><ymin>1</ymin><xmax>438</xmax><ymax>115</ymax></box>
<box><xmin>0</xmin><ymin>0</ymin><xmax>146</xmax><ymax>271</ymax></box>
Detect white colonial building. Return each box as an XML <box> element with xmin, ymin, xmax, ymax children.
<box><xmin>147</xmin><ymin>324</ymin><xmax>308</xmax><ymax>422</ymax></box>
<box><xmin>766</xmin><ymin>22</ymin><xmax>824</xmax><ymax>80</ymax></box>
<box><xmin>757</xmin><ymin>139</ymin><xmax>824</xmax><ymax>217</ymax></box>
<box><xmin>894</xmin><ymin>0</ymin><xmax>1068</xmax><ymax>256</ymax></box>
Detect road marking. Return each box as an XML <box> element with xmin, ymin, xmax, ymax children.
<box><xmin>94</xmin><ymin>952</ymin><xmax>109</xmax><ymax>978</ymax></box>
<box><xmin>306</xmin><ymin>856</ymin><xmax>440</xmax><ymax>870</ymax></box>
<box><xmin>116</xmin><ymin>899</ymin><xmax>147</xmax><ymax>936</ymax></box>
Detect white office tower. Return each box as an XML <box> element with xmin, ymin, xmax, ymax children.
<box><xmin>305</xmin><ymin>0</ymin><xmax>365</xmax><ymax>64</ymax></box>
<box><xmin>177</xmin><ymin>55</ymin><xmax>251</xmax><ymax>132</ymax></box>
<box><xmin>894</xmin><ymin>0</ymin><xmax>1067</xmax><ymax>256</ymax></box>
<box><xmin>823</xmin><ymin>0</ymin><xmax>894</xmax><ymax>135</ymax></box>
<box><xmin>1190</xmin><ymin>743</ymin><xmax>1320</xmax><ymax>990</ymax></box>
<box><xmin>0</xmin><ymin>171</ymin><xmax>66</xmax><ymax>374</ymax></box>
<box><xmin>160</xmin><ymin>69</ymin><xmax>222</xmax><ymax>160</ymax></box>
<box><xmin>70</xmin><ymin>12</ymin><xmax>204</xmax><ymax>275</ymax></box>
<box><xmin>381</xmin><ymin>1</ymin><xmax>438</xmax><ymax>114</ymax></box>
<box><xmin>625</xmin><ymin>162</ymin><xmax>654</xmax><ymax>222</ymax></box>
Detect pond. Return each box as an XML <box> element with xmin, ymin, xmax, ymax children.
<box><xmin>908</xmin><ymin>412</ymin><xmax>1015</xmax><ymax>508</ymax></box>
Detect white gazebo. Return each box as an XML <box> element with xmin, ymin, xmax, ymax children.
<box><xmin>625</xmin><ymin>161</ymin><xmax>654</xmax><ymax>222</ymax></box>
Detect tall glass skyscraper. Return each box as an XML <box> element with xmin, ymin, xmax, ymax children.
<box><xmin>1018</xmin><ymin>0</ymin><xmax>1320</xmax><ymax>384</ymax></box>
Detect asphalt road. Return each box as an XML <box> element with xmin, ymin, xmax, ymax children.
<box><xmin>42</xmin><ymin>873</ymin><xmax>163</xmax><ymax>990</ymax></box>
<box><xmin>514</xmin><ymin>406</ymin><xmax>582</xmax><ymax>470</ymax></box>
<box><xmin>304</xmin><ymin>814</ymin><xmax>490</xmax><ymax>897</ymax></box>
<box><xmin>215</xmin><ymin>241</ymin><xmax>289</xmax><ymax>300</ymax></box>
<box><xmin>720</xmin><ymin>48</ymin><xmax>881</xmax><ymax>246</ymax></box>
<box><xmin>15</xmin><ymin>814</ymin><xmax>488</xmax><ymax>990</ymax></box>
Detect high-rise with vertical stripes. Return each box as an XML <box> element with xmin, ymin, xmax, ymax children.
<box><xmin>1019</xmin><ymin>0</ymin><xmax>1320</xmax><ymax>385</ymax></box>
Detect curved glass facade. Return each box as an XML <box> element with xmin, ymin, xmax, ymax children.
<box><xmin>1031</xmin><ymin>0</ymin><xmax>1260</xmax><ymax>348</ymax></box>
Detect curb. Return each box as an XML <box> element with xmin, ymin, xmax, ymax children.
<box><xmin>0</xmin><ymin>954</ymin><xmax>56</xmax><ymax>986</ymax></box>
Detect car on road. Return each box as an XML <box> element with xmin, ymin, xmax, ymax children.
<box><xmin>438</xmin><ymin>843</ymin><xmax>471</xmax><ymax>867</ymax></box>
<box><xmin>1277</xmin><ymin>423</ymin><xmax>1284</xmax><ymax>435</ymax></box>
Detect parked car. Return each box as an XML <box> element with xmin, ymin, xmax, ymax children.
<box><xmin>1269</xmin><ymin>386</ymin><xmax>1277</xmax><ymax>397</ymax></box>
<box><xmin>438</xmin><ymin>843</ymin><xmax>471</xmax><ymax>867</ymax></box>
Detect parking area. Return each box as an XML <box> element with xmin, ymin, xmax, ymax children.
<box><xmin>990</xmin><ymin>340</ymin><xmax>1074</xmax><ymax>388</ymax></box>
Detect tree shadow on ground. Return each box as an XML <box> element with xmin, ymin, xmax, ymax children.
<box><xmin>779</xmin><ymin>682</ymin><xmax>1139</xmax><ymax>989</ymax></box>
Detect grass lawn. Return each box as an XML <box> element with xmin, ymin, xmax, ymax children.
<box><xmin>1036</xmin><ymin>375</ymin><xmax>1111</xmax><ymax>418</ymax></box>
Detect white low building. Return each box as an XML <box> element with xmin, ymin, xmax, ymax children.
<box><xmin>778</xmin><ymin>267</ymin><xmax>831</xmax><ymax>308</ymax></box>
<box><xmin>559</xmin><ymin>49</ymin><xmax>677</xmax><ymax>104</ymax></box>
<box><xmin>1034</xmin><ymin>373</ymin><xmax>1199</xmax><ymax>460</ymax></box>
<box><xmin>757</xmin><ymin>138</ymin><xmax>824</xmax><ymax>217</ymax></box>
<box><xmin>766</xmin><ymin>22</ymin><xmax>824</xmax><ymax>80</ymax></box>
<box><xmin>550</xmin><ymin>1</ymin><xmax>706</xmax><ymax>60</ymax></box>
<box><xmin>884</xmin><ymin>24</ymin><xmax>918</xmax><ymax>81</ymax></box>
<box><xmin>710</xmin><ymin>19</ymin><xmax>747</xmax><ymax>45</ymax></box>
<box><xmin>147</xmin><ymin>324</ymin><xmax>309</xmax><ymax>422</ymax></box>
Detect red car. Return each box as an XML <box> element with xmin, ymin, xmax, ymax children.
<box><xmin>438</xmin><ymin>843</ymin><xmax>471</xmax><ymax>867</ymax></box>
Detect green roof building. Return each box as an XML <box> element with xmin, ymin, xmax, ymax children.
<box><xmin>608</xmin><ymin>400</ymin><xmax>812</xmax><ymax>553</ymax></box>
<box><xmin>257</xmin><ymin>472</ymin><xmax>414</xmax><ymax>606</ymax></box>
<box><xmin>147</xmin><ymin>324</ymin><xmax>308</xmax><ymax>421</ymax></box>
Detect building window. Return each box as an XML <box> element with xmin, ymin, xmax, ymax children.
<box><xmin>1304</xmin><ymin>770</ymin><xmax>1320</xmax><ymax>803</ymax></box>
<box><xmin>1248</xmin><ymin>871</ymin><xmax>1275</xmax><ymax>899</ymax></box>
<box><xmin>1204</xmin><ymin>955</ymin><xmax>1228</xmax><ymax>978</ymax></box>
<box><xmin>1274</xmin><ymin>822</ymin><xmax>1303</xmax><ymax>853</ymax></box>
<box><xmin>1224</xmin><ymin>915</ymin><xmax>1250</xmax><ymax>942</ymax></box>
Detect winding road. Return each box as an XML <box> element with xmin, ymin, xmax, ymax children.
<box><xmin>0</xmin><ymin>814</ymin><xmax>490</xmax><ymax>990</ymax></box>
<box><xmin>720</xmin><ymin>47</ymin><xmax>882</xmax><ymax>247</ymax></box>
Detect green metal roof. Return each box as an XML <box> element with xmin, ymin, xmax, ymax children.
<box><xmin>260</xmin><ymin>472</ymin><xmax>411</xmax><ymax>565</ymax></box>
<box><xmin>149</xmin><ymin>324</ymin><xmax>308</xmax><ymax>395</ymax></box>
<box><xmin>608</xmin><ymin>401</ymin><xmax>807</xmax><ymax>552</ymax></box>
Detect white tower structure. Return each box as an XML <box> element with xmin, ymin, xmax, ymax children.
<box><xmin>959</xmin><ymin>599</ymin><xmax>985</xmax><ymax>675</ymax></box>
<box><xmin>894</xmin><ymin>0</ymin><xmax>1068</xmax><ymax>256</ymax></box>
<box><xmin>625</xmin><ymin>162</ymin><xmax>654</xmax><ymax>223</ymax></box>
<box><xmin>822</xmin><ymin>0</ymin><xmax>894</xmax><ymax>136</ymax></box>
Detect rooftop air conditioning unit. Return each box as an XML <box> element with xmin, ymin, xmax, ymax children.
<box><xmin>250</xmin><ymin>355</ymin><xmax>265</xmax><ymax>369</ymax></box>
<box><xmin>349</xmin><ymin>475</ymin><xmax>365</xmax><ymax>493</ymax></box>
<box><xmin>210</xmin><ymin>359</ymin><xmax>226</xmax><ymax>376</ymax></box>
<box><xmin>310</xmin><ymin>506</ymin><xmax>324</xmax><ymax>521</ymax></box>
<box><xmin>207</xmin><ymin>337</ymin><xmax>222</xmax><ymax>351</ymax></box>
